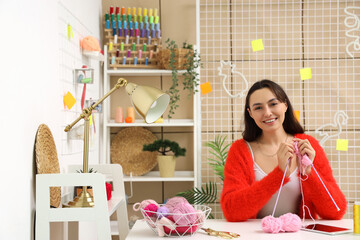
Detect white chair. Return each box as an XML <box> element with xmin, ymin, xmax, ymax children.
<box><xmin>36</xmin><ymin>164</ymin><xmax>129</xmax><ymax>240</ymax></box>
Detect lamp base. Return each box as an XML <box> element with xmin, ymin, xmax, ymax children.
<box><xmin>63</xmin><ymin>189</ymin><xmax>94</xmax><ymax>208</ymax></box>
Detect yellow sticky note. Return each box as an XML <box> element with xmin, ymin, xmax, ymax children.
<box><xmin>251</xmin><ymin>39</ymin><xmax>264</xmax><ymax>52</ymax></box>
<box><xmin>294</xmin><ymin>110</ymin><xmax>300</xmax><ymax>122</ymax></box>
<box><xmin>67</xmin><ymin>24</ymin><xmax>74</xmax><ymax>40</ymax></box>
<box><xmin>63</xmin><ymin>92</ymin><xmax>76</xmax><ymax>110</ymax></box>
<box><xmin>300</xmin><ymin>68</ymin><xmax>312</xmax><ymax>80</ymax></box>
<box><xmin>336</xmin><ymin>139</ymin><xmax>348</xmax><ymax>151</ymax></box>
<box><xmin>89</xmin><ymin>115</ymin><xmax>93</xmax><ymax>126</ymax></box>
<box><xmin>200</xmin><ymin>82</ymin><xmax>212</xmax><ymax>95</ymax></box>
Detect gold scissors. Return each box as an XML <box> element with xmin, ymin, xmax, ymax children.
<box><xmin>201</xmin><ymin>228</ymin><xmax>240</xmax><ymax>239</ymax></box>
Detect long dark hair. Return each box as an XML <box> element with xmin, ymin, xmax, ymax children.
<box><xmin>242</xmin><ymin>79</ymin><xmax>304</xmax><ymax>141</ymax></box>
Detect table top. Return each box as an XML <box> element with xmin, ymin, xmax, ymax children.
<box><xmin>126</xmin><ymin>219</ymin><xmax>360</xmax><ymax>240</ymax></box>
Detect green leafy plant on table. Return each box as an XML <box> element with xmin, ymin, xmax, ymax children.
<box><xmin>176</xmin><ymin>135</ymin><xmax>230</xmax><ymax>218</ymax></box>
<box><xmin>162</xmin><ymin>38</ymin><xmax>201</xmax><ymax>119</ymax></box>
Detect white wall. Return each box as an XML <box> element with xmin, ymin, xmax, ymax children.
<box><xmin>0</xmin><ymin>0</ymin><xmax>102</xmax><ymax>239</ymax></box>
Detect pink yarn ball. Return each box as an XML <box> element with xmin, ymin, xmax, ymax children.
<box><xmin>172</xmin><ymin>202</ymin><xmax>197</xmax><ymax>226</ymax></box>
<box><xmin>165</xmin><ymin>197</ymin><xmax>188</xmax><ymax>212</ymax></box>
<box><xmin>279</xmin><ymin>213</ymin><xmax>302</xmax><ymax>232</ymax></box>
<box><xmin>144</xmin><ymin>204</ymin><xmax>158</xmax><ymax>217</ymax></box>
<box><xmin>261</xmin><ymin>215</ymin><xmax>283</xmax><ymax>233</ymax></box>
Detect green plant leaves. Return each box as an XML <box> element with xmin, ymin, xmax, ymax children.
<box><xmin>175</xmin><ymin>135</ymin><xmax>231</xmax><ymax>218</ymax></box>
<box><xmin>165</xmin><ymin>38</ymin><xmax>201</xmax><ymax>119</ymax></box>
<box><xmin>206</xmin><ymin>135</ymin><xmax>231</xmax><ymax>182</ymax></box>
<box><xmin>143</xmin><ymin>139</ymin><xmax>186</xmax><ymax>157</ymax></box>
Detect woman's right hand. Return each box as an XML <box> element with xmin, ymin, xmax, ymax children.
<box><xmin>277</xmin><ymin>142</ymin><xmax>295</xmax><ymax>176</ymax></box>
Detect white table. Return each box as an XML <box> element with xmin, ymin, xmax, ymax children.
<box><xmin>126</xmin><ymin>219</ymin><xmax>360</xmax><ymax>239</ymax></box>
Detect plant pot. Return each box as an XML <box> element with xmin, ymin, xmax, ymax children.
<box><xmin>157</xmin><ymin>48</ymin><xmax>192</xmax><ymax>70</ymax></box>
<box><xmin>157</xmin><ymin>155</ymin><xmax>176</xmax><ymax>177</ymax></box>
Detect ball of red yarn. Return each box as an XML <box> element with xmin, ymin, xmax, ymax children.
<box><xmin>261</xmin><ymin>215</ymin><xmax>283</xmax><ymax>233</ymax></box>
<box><xmin>144</xmin><ymin>204</ymin><xmax>158</xmax><ymax>217</ymax></box>
<box><xmin>279</xmin><ymin>213</ymin><xmax>301</xmax><ymax>232</ymax></box>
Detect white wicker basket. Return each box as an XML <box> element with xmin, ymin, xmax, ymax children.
<box><xmin>140</xmin><ymin>204</ymin><xmax>212</xmax><ymax>237</ymax></box>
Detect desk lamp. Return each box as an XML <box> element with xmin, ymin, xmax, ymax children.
<box><xmin>64</xmin><ymin>78</ymin><xmax>170</xmax><ymax>207</ymax></box>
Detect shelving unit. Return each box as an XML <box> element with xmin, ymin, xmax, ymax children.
<box><xmin>101</xmin><ymin>45</ymin><xmax>200</xmax><ymax>189</ymax></box>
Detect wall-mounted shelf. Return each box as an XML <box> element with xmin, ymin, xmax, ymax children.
<box><xmin>105</xmin><ymin>119</ymin><xmax>194</xmax><ymax>127</ymax></box>
<box><xmin>107</xmin><ymin>69</ymin><xmax>186</xmax><ymax>76</ymax></box>
<box><xmin>123</xmin><ymin>171</ymin><xmax>195</xmax><ymax>182</ymax></box>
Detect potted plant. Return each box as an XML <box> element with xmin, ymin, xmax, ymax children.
<box><xmin>158</xmin><ymin>39</ymin><xmax>201</xmax><ymax>119</ymax></box>
<box><xmin>143</xmin><ymin>139</ymin><xmax>186</xmax><ymax>177</ymax></box>
<box><xmin>176</xmin><ymin>135</ymin><xmax>230</xmax><ymax>218</ymax></box>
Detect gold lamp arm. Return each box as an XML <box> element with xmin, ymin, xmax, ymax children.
<box><xmin>64</xmin><ymin>78</ymin><xmax>128</xmax><ymax>132</ymax></box>
<box><xmin>62</xmin><ymin>78</ymin><xmax>128</xmax><ymax>208</ymax></box>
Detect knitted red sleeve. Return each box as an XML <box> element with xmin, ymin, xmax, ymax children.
<box><xmin>297</xmin><ymin>134</ymin><xmax>347</xmax><ymax>220</ymax></box>
<box><xmin>220</xmin><ymin>139</ymin><xmax>289</xmax><ymax>222</ymax></box>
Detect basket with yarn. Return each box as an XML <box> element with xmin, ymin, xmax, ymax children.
<box><xmin>134</xmin><ymin>197</ymin><xmax>211</xmax><ymax>237</ymax></box>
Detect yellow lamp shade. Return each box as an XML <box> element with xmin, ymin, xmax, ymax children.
<box><xmin>125</xmin><ymin>82</ymin><xmax>170</xmax><ymax>123</ymax></box>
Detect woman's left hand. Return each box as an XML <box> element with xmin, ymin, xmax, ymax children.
<box><xmin>294</xmin><ymin>138</ymin><xmax>316</xmax><ymax>174</ymax></box>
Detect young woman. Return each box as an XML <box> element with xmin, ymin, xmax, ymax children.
<box><xmin>221</xmin><ymin>80</ymin><xmax>347</xmax><ymax>221</ymax></box>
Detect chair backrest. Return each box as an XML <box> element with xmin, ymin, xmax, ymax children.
<box><xmin>67</xmin><ymin>163</ymin><xmax>129</xmax><ymax>239</ymax></box>
<box><xmin>36</xmin><ymin>173</ymin><xmax>111</xmax><ymax>240</ymax></box>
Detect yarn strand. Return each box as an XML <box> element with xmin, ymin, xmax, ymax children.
<box><xmin>310</xmin><ymin>164</ymin><xmax>340</xmax><ymax>211</ymax></box>
<box><xmin>271</xmin><ymin>159</ymin><xmax>290</xmax><ymax>217</ymax></box>
<box><xmin>299</xmin><ymin>175</ymin><xmax>316</xmax><ymax>225</ymax></box>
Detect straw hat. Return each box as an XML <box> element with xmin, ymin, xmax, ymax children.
<box><xmin>35</xmin><ymin>124</ymin><xmax>61</xmax><ymax>208</ymax></box>
<box><xmin>111</xmin><ymin>127</ymin><xmax>158</xmax><ymax>176</ymax></box>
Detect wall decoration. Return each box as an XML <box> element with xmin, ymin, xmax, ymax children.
<box><xmin>251</xmin><ymin>39</ymin><xmax>264</xmax><ymax>52</ymax></box>
<box><xmin>300</xmin><ymin>68</ymin><xmax>312</xmax><ymax>81</ymax></box>
<box><xmin>200</xmin><ymin>82</ymin><xmax>212</xmax><ymax>95</ymax></box>
<box><xmin>315</xmin><ymin>110</ymin><xmax>349</xmax><ymax>147</ymax></box>
<box><xmin>218</xmin><ymin>60</ymin><xmax>248</xmax><ymax>99</ymax></box>
<box><xmin>344</xmin><ymin>6</ymin><xmax>360</xmax><ymax>58</ymax></box>
<box><xmin>63</xmin><ymin>91</ymin><xmax>76</xmax><ymax>110</ymax></box>
<box><xmin>336</xmin><ymin>139</ymin><xmax>349</xmax><ymax>151</ymax></box>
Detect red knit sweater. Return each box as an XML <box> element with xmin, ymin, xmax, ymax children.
<box><xmin>221</xmin><ymin>134</ymin><xmax>347</xmax><ymax>222</ymax></box>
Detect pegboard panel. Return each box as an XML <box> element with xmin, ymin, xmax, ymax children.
<box><xmin>200</xmin><ymin>0</ymin><xmax>360</xmax><ymax>219</ymax></box>
<box><xmin>57</xmin><ymin>2</ymin><xmax>100</xmax><ymax>166</ymax></box>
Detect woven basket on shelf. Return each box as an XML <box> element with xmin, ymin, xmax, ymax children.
<box><xmin>157</xmin><ymin>48</ymin><xmax>192</xmax><ymax>70</ymax></box>
<box><xmin>110</xmin><ymin>127</ymin><xmax>158</xmax><ymax>176</ymax></box>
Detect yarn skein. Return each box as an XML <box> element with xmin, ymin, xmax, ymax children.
<box><xmin>156</xmin><ymin>206</ymin><xmax>170</xmax><ymax>219</ymax></box>
<box><xmin>261</xmin><ymin>156</ymin><xmax>301</xmax><ymax>233</ymax></box>
<box><xmin>133</xmin><ymin>199</ymin><xmax>159</xmax><ymax>211</ymax></box>
<box><xmin>143</xmin><ymin>203</ymin><xmax>158</xmax><ymax>217</ymax></box>
<box><xmin>262</xmin><ymin>214</ymin><xmax>301</xmax><ymax>233</ymax></box>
